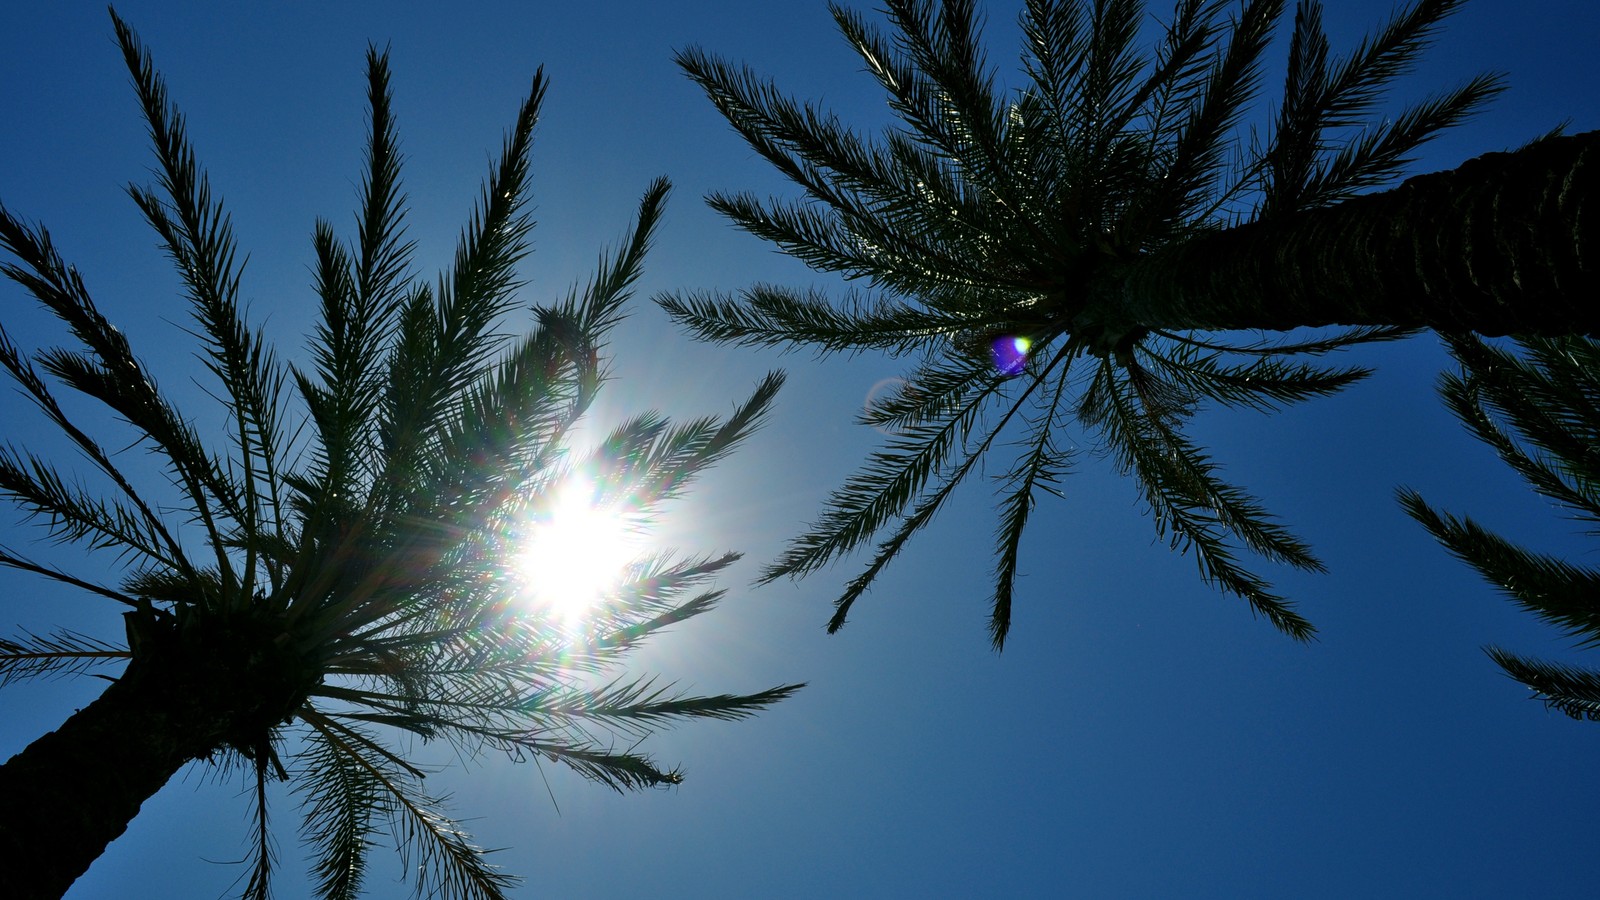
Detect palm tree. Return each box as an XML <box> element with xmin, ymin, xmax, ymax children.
<box><xmin>1401</xmin><ymin>335</ymin><xmax>1600</xmax><ymax>721</ymax></box>
<box><xmin>661</xmin><ymin>0</ymin><xmax>1595</xmax><ymax>647</ymax></box>
<box><xmin>0</xmin><ymin>12</ymin><xmax>798</xmax><ymax>900</ymax></box>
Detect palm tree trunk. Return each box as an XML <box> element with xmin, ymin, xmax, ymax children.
<box><xmin>0</xmin><ymin>651</ymin><xmax>234</xmax><ymax>900</ymax></box>
<box><xmin>1115</xmin><ymin>130</ymin><xmax>1600</xmax><ymax>336</ymax></box>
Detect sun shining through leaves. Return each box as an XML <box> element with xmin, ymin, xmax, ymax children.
<box><xmin>515</xmin><ymin>476</ymin><xmax>646</xmax><ymax>626</ymax></box>
<box><xmin>0</xmin><ymin>14</ymin><xmax>803</xmax><ymax>896</ymax></box>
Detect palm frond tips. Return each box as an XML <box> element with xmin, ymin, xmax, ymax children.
<box><xmin>1404</xmin><ymin>335</ymin><xmax>1600</xmax><ymax>719</ymax></box>
<box><xmin>0</xmin><ymin>12</ymin><xmax>798</xmax><ymax>897</ymax></box>
<box><xmin>668</xmin><ymin>0</ymin><xmax>1503</xmax><ymax>643</ymax></box>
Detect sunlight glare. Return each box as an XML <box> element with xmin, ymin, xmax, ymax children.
<box><xmin>515</xmin><ymin>478</ymin><xmax>641</xmax><ymax>624</ymax></box>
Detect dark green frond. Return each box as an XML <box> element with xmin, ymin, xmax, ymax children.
<box><xmin>566</xmin><ymin>176</ymin><xmax>671</xmax><ymax>341</ymax></box>
<box><xmin>1145</xmin><ymin>0</ymin><xmax>1285</xmax><ymax>224</ymax></box>
<box><xmin>240</xmin><ymin>756</ymin><xmax>276</xmax><ymax>900</ymax></box>
<box><xmin>1301</xmin><ymin>72</ymin><xmax>1502</xmax><ymax>208</ymax></box>
<box><xmin>115</xmin><ymin>9</ymin><xmax>289</xmax><ymax>575</ymax></box>
<box><xmin>826</xmin><ymin>365</ymin><xmax>1049</xmax><ymax>633</ymax></box>
<box><xmin>0</xmin><ymin>445</ymin><xmax>177</xmax><ymax>565</ymax></box>
<box><xmin>0</xmin><ymin>630</ymin><xmax>129</xmax><ymax>687</ymax></box>
<box><xmin>1437</xmin><ymin>335</ymin><xmax>1600</xmax><ymax>516</ymax></box>
<box><xmin>989</xmin><ymin>353</ymin><xmax>1075</xmax><ymax>648</ymax></box>
<box><xmin>376</xmin><ymin>71</ymin><xmax>547</xmax><ymax>495</ymax></box>
<box><xmin>0</xmin><ymin>544</ymin><xmax>140</xmax><ymax>607</ymax></box>
<box><xmin>545</xmin><ymin>678</ymin><xmax>803</xmax><ymax>732</ymax></box>
<box><xmin>1090</xmin><ymin>358</ymin><xmax>1318</xmax><ymax>638</ymax></box>
<box><xmin>1151</xmin><ymin>325</ymin><xmax>1419</xmax><ymax>356</ymax></box>
<box><xmin>660</xmin><ymin>285</ymin><xmax>1001</xmax><ymax>357</ymax></box>
<box><xmin>1487</xmin><ymin>648</ymin><xmax>1600</xmax><ymax>721</ymax></box>
<box><xmin>1407</xmin><ymin>334</ymin><xmax>1600</xmax><ymax>719</ymax></box>
<box><xmin>1141</xmin><ymin>342</ymin><xmax>1373</xmax><ymax>412</ymax></box>
<box><xmin>1399</xmin><ymin>488</ymin><xmax>1600</xmax><ymax>648</ymax></box>
<box><xmin>763</xmin><ymin>362</ymin><xmax>1005</xmax><ymax>583</ymax></box>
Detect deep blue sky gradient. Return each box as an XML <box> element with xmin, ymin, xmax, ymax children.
<box><xmin>2</xmin><ymin>2</ymin><xmax>1598</xmax><ymax>897</ymax></box>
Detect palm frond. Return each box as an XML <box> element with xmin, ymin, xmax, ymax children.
<box><xmin>1405</xmin><ymin>334</ymin><xmax>1600</xmax><ymax>717</ymax></box>
<box><xmin>304</xmin><ymin>713</ymin><xmax>515</xmax><ymax>900</ymax></box>
<box><xmin>1400</xmin><ymin>491</ymin><xmax>1600</xmax><ymax>649</ymax></box>
<box><xmin>1262</xmin><ymin>0</ymin><xmax>1500</xmax><ymax>215</ymax></box>
<box><xmin>239</xmin><ymin>755</ymin><xmax>277</xmax><ymax>900</ymax></box>
<box><xmin>376</xmin><ymin>70</ymin><xmax>546</xmax><ymax>502</ymax></box>
<box><xmin>660</xmin><ymin>285</ymin><xmax>1004</xmax><ymax>356</ymax></box>
<box><xmin>0</xmin><ymin>630</ymin><xmax>129</xmax><ymax>687</ymax></box>
<box><xmin>0</xmin><ymin>544</ymin><xmax>140</xmax><ymax>607</ymax></box>
<box><xmin>116</xmin><ymin>9</ymin><xmax>287</xmax><ymax>590</ymax></box>
<box><xmin>294</xmin><ymin>726</ymin><xmax>383</xmax><ymax>900</ymax></box>
<box><xmin>762</xmin><ymin>361</ymin><xmax>1005</xmax><ymax>583</ymax></box>
<box><xmin>990</xmin><ymin>351</ymin><xmax>1075</xmax><ymax>646</ymax></box>
<box><xmin>1487</xmin><ymin>648</ymin><xmax>1600</xmax><ymax>721</ymax></box>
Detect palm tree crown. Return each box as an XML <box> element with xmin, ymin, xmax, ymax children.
<box><xmin>662</xmin><ymin>0</ymin><xmax>1549</xmax><ymax>647</ymax></box>
<box><xmin>1402</xmin><ymin>335</ymin><xmax>1600</xmax><ymax>720</ymax></box>
<box><xmin>0</xmin><ymin>11</ymin><xmax>796</xmax><ymax>899</ymax></box>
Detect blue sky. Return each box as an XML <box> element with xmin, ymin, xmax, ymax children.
<box><xmin>1</xmin><ymin>2</ymin><xmax>1597</xmax><ymax>897</ymax></box>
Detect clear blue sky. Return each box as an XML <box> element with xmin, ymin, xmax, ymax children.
<box><xmin>2</xmin><ymin>2</ymin><xmax>1597</xmax><ymax>897</ymax></box>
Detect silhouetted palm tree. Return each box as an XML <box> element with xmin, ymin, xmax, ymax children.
<box><xmin>1401</xmin><ymin>335</ymin><xmax>1600</xmax><ymax>721</ymax></box>
<box><xmin>0</xmin><ymin>12</ymin><xmax>797</xmax><ymax>899</ymax></box>
<box><xmin>663</xmin><ymin>0</ymin><xmax>1595</xmax><ymax>647</ymax></box>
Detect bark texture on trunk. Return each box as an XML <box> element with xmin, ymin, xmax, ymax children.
<box><xmin>1114</xmin><ymin>130</ymin><xmax>1600</xmax><ymax>336</ymax></box>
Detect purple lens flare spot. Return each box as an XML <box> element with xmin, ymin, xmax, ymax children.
<box><xmin>990</xmin><ymin>335</ymin><xmax>1031</xmax><ymax>375</ymax></box>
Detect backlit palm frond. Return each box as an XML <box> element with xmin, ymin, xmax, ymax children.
<box><xmin>117</xmin><ymin>12</ymin><xmax>290</xmax><ymax>586</ymax></box>
<box><xmin>668</xmin><ymin>0</ymin><xmax>1492</xmax><ymax>646</ymax></box>
<box><xmin>761</xmin><ymin>357</ymin><xmax>1008</xmax><ymax>585</ymax></box>
<box><xmin>294</xmin><ymin>725</ymin><xmax>383</xmax><ymax>900</ymax></box>
<box><xmin>373</xmin><ymin>73</ymin><xmax>545</xmax><ymax>512</ymax></box>
<box><xmin>1400</xmin><ymin>490</ymin><xmax>1600</xmax><ymax>647</ymax></box>
<box><xmin>1403</xmin><ymin>334</ymin><xmax>1600</xmax><ymax>718</ymax></box>
<box><xmin>302</xmin><ymin>713</ymin><xmax>515</xmax><ymax>900</ymax></box>
<box><xmin>989</xmin><ymin>350</ymin><xmax>1076</xmax><ymax>646</ymax></box>
<box><xmin>299</xmin><ymin>51</ymin><xmax>412</xmax><ymax>519</ymax></box>
<box><xmin>0</xmin><ymin>208</ymin><xmax>228</xmax><ymax>589</ymax></box>
<box><xmin>1085</xmin><ymin>354</ymin><xmax>1319</xmax><ymax>638</ymax></box>
<box><xmin>0</xmin><ymin>446</ymin><xmax>178</xmax><ymax>566</ymax></box>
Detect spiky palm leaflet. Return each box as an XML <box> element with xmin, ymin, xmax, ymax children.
<box><xmin>663</xmin><ymin>0</ymin><xmax>1593</xmax><ymax>647</ymax></box>
<box><xmin>0</xmin><ymin>11</ymin><xmax>797</xmax><ymax>900</ymax></box>
<box><xmin>1401</xmin><ymin>334</ymin><xmax>1600</xmax><ymax>721</ymax></box>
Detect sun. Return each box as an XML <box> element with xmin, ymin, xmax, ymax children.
<box><xmin>514</xmin><ymin>478</ymin><xmax>642</xmax><ymax>623</ymax></box>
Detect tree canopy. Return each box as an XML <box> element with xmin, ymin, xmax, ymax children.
<box><xmin>663</xmin><ymin>0</ymin><xmax>1592</xmax><ymax>646</ymax></box>
<box><xmin>0</xmin><ymin>11</ymin><xmax>796</xmax><ymax>898</ymax></box>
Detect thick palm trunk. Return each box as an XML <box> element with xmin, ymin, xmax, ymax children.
<box><xmin>0</xmin><ymin>612</ymin><xmax>313</xmax><ymax>899</ymax></box>
<box><xmin>0</xmin><ymin>659</ymin><xmax>223</xmax><ymax>899</ymax></box>
<box><xmin>1116</xmin><ymin>130</ymin><xmax>1600</xmax><ymax>336</ymax></box>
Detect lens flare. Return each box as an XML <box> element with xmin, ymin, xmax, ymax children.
<box><xmin>515</xmin><ymin>478</ymin><xmax>640</xmax><ymax>623</ymax></box>
<box><xmin>990</xmin><ymin>335</ymin><xmax>1031</xmax><ymax>375</ymax></box>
